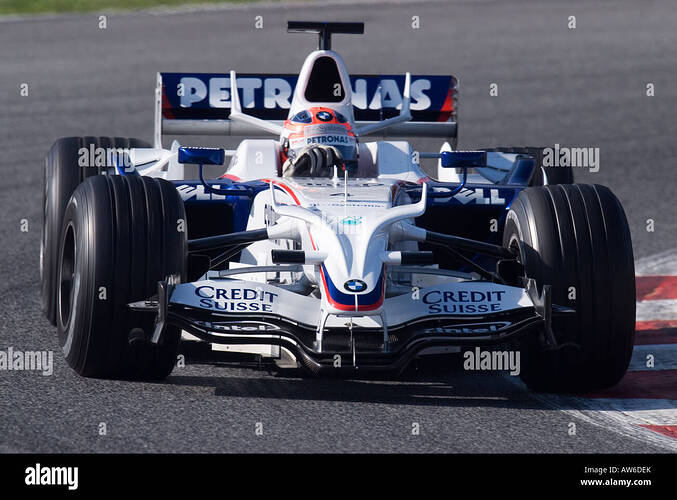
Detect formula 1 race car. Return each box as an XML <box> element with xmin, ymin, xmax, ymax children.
<box><xmin>41</xmin><ymin>21</ymin><xmax>635</xmax><ymax>392</ymax></box>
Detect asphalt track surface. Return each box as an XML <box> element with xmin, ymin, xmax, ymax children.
<box><xmin>1</xmin><ymin>0</ymin><xmax>677</xmax><ymax>453</ymax></box>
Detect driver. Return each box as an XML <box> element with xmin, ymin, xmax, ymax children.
<box><xmin>281</xmin><ymin>107</ymin><xmax>357</xmax><ymax>177</ymax></box>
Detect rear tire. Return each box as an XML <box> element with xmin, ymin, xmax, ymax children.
<box><xmin>41</xmin><ymin>136</ymin><xmax>151</xmax><ymax>325</ymax></box>
<box><xmin>503</xmin><ymin>184</ymin><xmax>635</xmax><ymax>392</ymax></box>
<box><xmin>57</xmin><ymin>175</ymin><xmax>186</xmax><ymax>379</ymax></box>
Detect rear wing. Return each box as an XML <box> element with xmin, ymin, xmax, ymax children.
<box><xmin>154</xmin><ymin>72</ymin><xmax>457</xmax><ymax>148</ymax></box>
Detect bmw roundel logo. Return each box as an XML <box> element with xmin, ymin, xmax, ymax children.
<box><xmin>316</xmin><ymin>111</ymin><xmax>333</xmax><ymax>122</ymax></box>
<box><xmin>344</xmin><ymin>279</ymin><xmax>367</xmax><ymax>293</ymax></box>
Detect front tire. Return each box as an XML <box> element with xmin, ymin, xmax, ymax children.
<box><xmin>42</xmin><ymin>136</ymin><xmax>150</xmax><ymax>325</ymax></box>
<box><xmin>503</xmin><ymin>184</ymin><xmax>635</xmax><ymax>392</ymax></box>
<box><xmin>57</xmin><ymin>175</ymin><xmax>186</xmax><ymax>379</ymax></box>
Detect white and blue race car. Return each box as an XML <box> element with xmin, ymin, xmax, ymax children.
<box><xmin>41</xmin><ymin>22</ymin><xmax>635</xmax><ymax>392</ymax></box>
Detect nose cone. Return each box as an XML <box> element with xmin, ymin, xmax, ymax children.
<box><xmin>319</xmin><ymin>262</ymin><xmax>385</xmax><ymax>313</ymax></box>
<box><xmin>274</xmin><ymin>178</ymin><xmax>400</xmax><ymax>314</ymax></box>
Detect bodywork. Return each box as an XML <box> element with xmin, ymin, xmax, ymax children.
<box><xmin>122</xmin><ymin>22</ymin><xmax>570</xmax><ymax>372</ymax></box>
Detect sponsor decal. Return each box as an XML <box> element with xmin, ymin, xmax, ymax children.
<box><xmin>160</xmin><ymin>73</ymin><xmax>456</xmax><ymax>121</ymax></box>
<box><xmin>340</xmin><ymin>216</ymin><xmax>363</xmax><ymax>225</ymax></box>
<box><xmin>424</xmin><ymin>321</ymin><xmax>510</xmax><ymax>335</ymax></box>
<box><xmin>299</xmin><ymin>181</ymin><xmax>386</xmax><ymax>187</ymax></box>
<box><xmin>211</xmin><ymin>321</ymin><xmax>281</xmax><ymax>332</ymax></box>
<box><xmin>315</xmin><ymin>110</ymin><xmax>333</xmax><ymax>121</ymax></box>
<box><xmin>423</xmin><ymin>289</ymin><xmax>506</xmax><ymax>314</ymax></box>
<box><xmin>316</xmin><ymin>214</ymin><xmax>364</xmax><ymax>235</ymax></box>
<box><xmin>289</xmin><ymin>134</ymin><xmax>356</xmax><ymax>149</ymax></box>
<box><xmin>322</xmin><ymin>202</ymin><xmax>389</xmax><ymax>208</ymax></box>
<box><xmin>304</xmin><ymin>124</ymin><xmax>346</xmax><ymax>135</ymax></box>
<box><xmin>344</xmin><ymin>279</ymin><xmax>367</xmax><ymax>293</ymax></box>
<box><xmin>194</xmin><ymin>286</ymin><xmax>278</xmax><ymax>312</ymax></box>
<box><xmin>175</xmin><ymin>184</ymin><xmax>228</xmax><ymax>201</ymax></box>
<box><xmin>429</xmin><ymin>186</ymin><xmax>507</xmax><ymax>205</ymax></box>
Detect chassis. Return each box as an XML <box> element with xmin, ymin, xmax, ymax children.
<box><xmin>41</xmin><ymin>22</ymin><xmax>635</xmax><ymax>391</ymax></box>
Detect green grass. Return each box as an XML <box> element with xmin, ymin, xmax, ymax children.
<box><xmin>0</xmin><ymin>0</ymin><xmax>271</xmax><ymax>15</ymax></box>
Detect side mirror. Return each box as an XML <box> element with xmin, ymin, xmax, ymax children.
<box><xmin>440</xmin><ymin>151</ymin><xmax>487</xmax><ymax>168</ymax></box>
<box><xmin>178</xmin><ymin>147</ymin><xmax>225</xmax><ymax>166</ymax></box>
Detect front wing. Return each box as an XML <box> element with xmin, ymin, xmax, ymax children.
<box><xmin>130</xmin><ymin>276</ymin><xmax>573</xmax><ymax>373</ymax></box>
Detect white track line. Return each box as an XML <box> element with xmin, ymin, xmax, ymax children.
<box><xmin>554</xmin><ymin>400</ymin><xmax>677</xmax><ymax>451</ymax></box>
<box><xmin>588</xmin><ymin>400</ymin><xmax>677</xmax><ymax>427</ymax></box>
<box><xmin>636</xmin><ymin>250</ymin><xmax>677</xmax><ymax>276</ymax></box>
<box><xmin>636</xmin><ymin>299</ymin><xmax>677</xmax><ymax>321</ymax></box>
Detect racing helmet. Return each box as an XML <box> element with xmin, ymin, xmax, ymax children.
<box><xmin>282</xmin><ymin>106</ymin><xmax>358</xmax><ymax>173</ymax></box>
